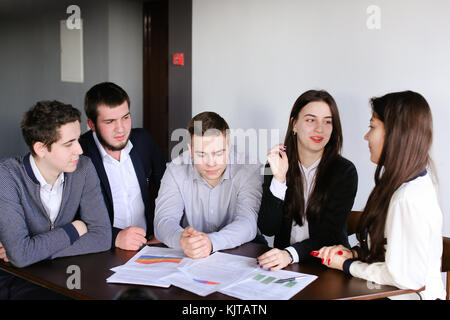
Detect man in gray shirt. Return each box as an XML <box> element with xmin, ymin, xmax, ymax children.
<box><xmin>154</xmin><ymin>112</ymin><xmax>263</xmax><ymax>258</ymax></box>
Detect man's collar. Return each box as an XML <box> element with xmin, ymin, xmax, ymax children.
<box><xmin>29</xmin><ymin>154</ymin><xmax>64</xmax><ymax>188</ymax></box>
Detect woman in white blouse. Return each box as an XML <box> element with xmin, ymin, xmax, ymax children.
<box><xmin>315</xmin><ymin>90</ymin><xmax>446</xmax><ymax>300</ymax></box>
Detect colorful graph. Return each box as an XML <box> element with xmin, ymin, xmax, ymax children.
<box><xmin>252</xmin><ymin>274</ymin><xmax>297</xmax><ymax>287</ymax></box>
<box><xmin>135</xmin><ymin>255</ymin><xmax>182</xmax><ymax>265</ymax></box>
<box><xmin>193</xmin><ymin>279</ymin><xmax>220</xmax><ymax>285</ymax></box>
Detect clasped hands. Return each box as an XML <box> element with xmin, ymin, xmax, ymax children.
<box><xmin>256</xmin><ymin>244</ymin><xmax>354</xmax><ymax>272</ymax></box>
<box><xmin>310</xmin><ymin>244</ymin><xmax>354</xmax><ymax>271</ymax></box>
<box><xmin>180</xmin><ymin>226</ymin><xmax>213</xmax><ymax>259</ymax></box>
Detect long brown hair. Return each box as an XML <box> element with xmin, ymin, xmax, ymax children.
<box><xmin>283</xmin><ymin>90</ymin><xmax>343</xmax><ymax>225</ymax></box>
<box><xmin>357</xmin><ymin>91</ymin><xmax>433</xmax><ymax>263</ymax></box>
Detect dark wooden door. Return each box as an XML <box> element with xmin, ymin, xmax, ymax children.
<box><xmin>143</xmin><ymin>0</ymin><xmax>169</xmax><ymax>159</ymax></box>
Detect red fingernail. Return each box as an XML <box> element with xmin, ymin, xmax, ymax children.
<box><xmin>328</xmin><ymin>258</ymin><xmax>331</xmax><ymax>265</ymax></box>
<box><xmin>337</xmin><ymin>251</ymin><xmax>343</xmax><ymax>255</ymax></box>
<box><xmin>310</xmin><ymin>251</ymin><xmax>319</xmax><ymax>257</ymax></box>
<box><xmin>321</xmin><ymin>258</ymin><xmax>324</xmax><ymax>264</ymax></box>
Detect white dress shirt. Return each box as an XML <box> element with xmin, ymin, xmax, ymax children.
<box><xmin>93</xmin><ymin>132</ymin><xmax>146</xmax><ymax>231</ymax></box>
<box><xmin>269</xmin><ymin>157</ymin><xmax>320</xmax><ymax>263</ymax></box>
<box><xmin>30</xmin><ymin>155</ymin><xmax>64</xmax><ymax>229</ymax></box>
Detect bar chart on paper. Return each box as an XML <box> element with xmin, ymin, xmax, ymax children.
<box><xmin>220</xmin><ymin>269</ymin><xmax>318</xmax><ymax>300</ymax></box>
<box><xmin>106</xmin><ymin>247</ymin><xmax>187</xmax><ymax>288</ymax></box>
<box><xmin>251</xmin><ymin>274</ymin><xmax>297</xmax><ymax>287</ymax></box>
<box><xmin>166</xmin><ymin>252</ymin><xmax>258</xmax><ymax>296</ymax></box>
<box><xmin>135</xmin><ymin>255</ymin><xmax>182</xmax><ymax>265</ymax></box>
<box><xmin>193</xmin><ymin>279</ymin><xmax>220</xmax><ymax>285</ymax></box>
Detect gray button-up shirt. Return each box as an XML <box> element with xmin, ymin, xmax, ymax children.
<box><xmin>154</xmin><ymin>147</ymin><xmax>263</xmax><ymax>252</ymax></box>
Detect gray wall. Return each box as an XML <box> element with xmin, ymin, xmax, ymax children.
<box><xmin>0</xmin><ymin>0</ymin><xmax>143</xmax><ymax>158</ymax></box>
<box><xmin>108</xmin><ymin>0</ymin><xmax>144</xmax><ymax>128</ymax></box>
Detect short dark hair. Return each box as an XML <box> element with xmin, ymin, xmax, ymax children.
<box><xmin>187</xmin><ymin>111</ymin><xmax>229</xmax><ymax>137</ymax></box>
<box><xmin>84</xmin><ymin>82</ymin><xmax>130</xmax><ymax>123</ymax></box>
<box><xmin>21</xmin><ymin>100</ymin><xmax>81</xmax><ymax>156</ymax></box>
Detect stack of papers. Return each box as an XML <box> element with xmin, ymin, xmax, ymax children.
<box><xmin>107</xmin><ymin>246</ymin><xmax>317</xmax><ymax>300</ymax></box>
<box><xmin>220</xmin><ymin>268</ymin><xmax>317</xmax><ymax>300</ymax></box>
<box><xmin>164</xmin><ymin>252</ymin><xmax>258</xmax><ymax>296</ymax></box>
<box><xmin>107</xmin><ymin>246</ymin><xmax>186</xmax><ymax>288</ymax></box>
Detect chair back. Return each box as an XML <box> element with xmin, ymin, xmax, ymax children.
<box><xmin>442</xmin><ymin>236</ymin><xmax>450</xmax><ymax>300</ymax></box>
<box><xmin>347</xmin><ymin>210</ymin><xmax>362</xmax><ymax>236</ymax></box>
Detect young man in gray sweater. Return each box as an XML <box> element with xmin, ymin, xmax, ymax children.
<box><xmin>0</xmin><ymin>100</ymin><xmax>112</xmax><ymax>299</ymax></box>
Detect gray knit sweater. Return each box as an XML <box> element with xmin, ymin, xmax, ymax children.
<box><xmin>0</xmin><ymin>154</ymin><xmax>112</xmax><ymax>268</ymax></box>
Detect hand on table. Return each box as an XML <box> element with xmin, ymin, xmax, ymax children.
<box><xmin>310</xmin><ymin>245</ymin><xmax>353</xmax><ymax>271</ymax></box>
<box><xmin>180</xmin><ymin>226</ymin><xmax>212</xmax><ymax>259</ymax></box>
<box><xmin>257</xmin><ymin>248</ymin><xmax>293</xmax><ymax>271</ymax></box>
<box><xmin>115</xmin><ymin>226</ymin><xmax>147</xmax><ymax>250</ymax></box>
<box><xmin>0</xmin><ymin>242</ymin><xmax>9</xmax><ymax>263</ymax></box>
<box><xmin>71</xmin><ymin>220</ymin><xmax>88</xmax><ymax>237</ymax></box>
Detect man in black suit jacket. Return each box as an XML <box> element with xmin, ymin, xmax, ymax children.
<box><xmin>79</xmin><ymin>82</ymin><xmax>166</xmax><ymax>250</ymax></box>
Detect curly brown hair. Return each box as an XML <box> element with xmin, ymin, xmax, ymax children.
<box><xmin>21</xmin><ymin>100</ymin><xmax>81</xmax><ymax>156</ymax></box>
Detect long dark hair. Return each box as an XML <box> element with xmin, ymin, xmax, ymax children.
<box><xmin>357</xmin><ymin>91</ymin><xmax>433</xmax><ymax>263</ymax></box>
<box><xmin>283</xmin><ymin>90</ymin><xmax>343</xmax><ymax>225</ymax></box>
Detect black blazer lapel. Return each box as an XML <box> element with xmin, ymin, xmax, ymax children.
<box><xmin>129</xmin><ymin>132</ymin><xmax>154</xmax><ymax>234</ymax></box>
<box><xmin>129</xmin><ymin>150</ymin><xmax>150</xmax><ymax>206</ymax></box>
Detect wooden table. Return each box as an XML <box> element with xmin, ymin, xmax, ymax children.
<box><xmin>0</xmin><ymin>242</ymin><xmax>420</xmax><ymax>300</ymax></box>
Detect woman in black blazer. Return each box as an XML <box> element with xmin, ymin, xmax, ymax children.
<box><xmin>257</xmin><ymin>90</ymin><xmax>358</xmax><ymax>270</ymax></box>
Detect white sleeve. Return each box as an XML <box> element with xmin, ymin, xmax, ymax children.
<box><xmin>349</xmin><ymin>261</ymin><xmax>397</xmax><ymax>286</ymax></box>
<box><xmin>350</xmin><ymin>193</ymin><xmax>430</xmax><ymax>291</ymax></box>
<box><xmin>269</xmin><ymin>178</ymin><xmax>287</xmax><ymax>201</ymax></box>
<box><xmin>285</xmin><ymin>246</ymin><xmax>299</xmax><ymax>264</ymax></box>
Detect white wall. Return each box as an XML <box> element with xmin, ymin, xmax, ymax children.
<box><xmin>108</xmin><ymin>0</ymin><xmax>143</xmax><ymax>127</ymax></box>
<box><xmin>192</xmin><ymin>0</ymin><xmax>450</xmax><ymax>237</ymax></box>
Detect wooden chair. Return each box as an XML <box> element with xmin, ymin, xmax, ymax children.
<box><xmin>347</xmin><ymin>210</ymin><xmax>450</xmax><ymax>300</ymax></box>
<box><xmin>347</xmin><ymin>210</ymin><xmax>362</xmax><ymax>236</ymax></box>
<box><xmin>442</xmin><ymin>237</ymin><xmax>450</xmax><ymax>300</ymax></box>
